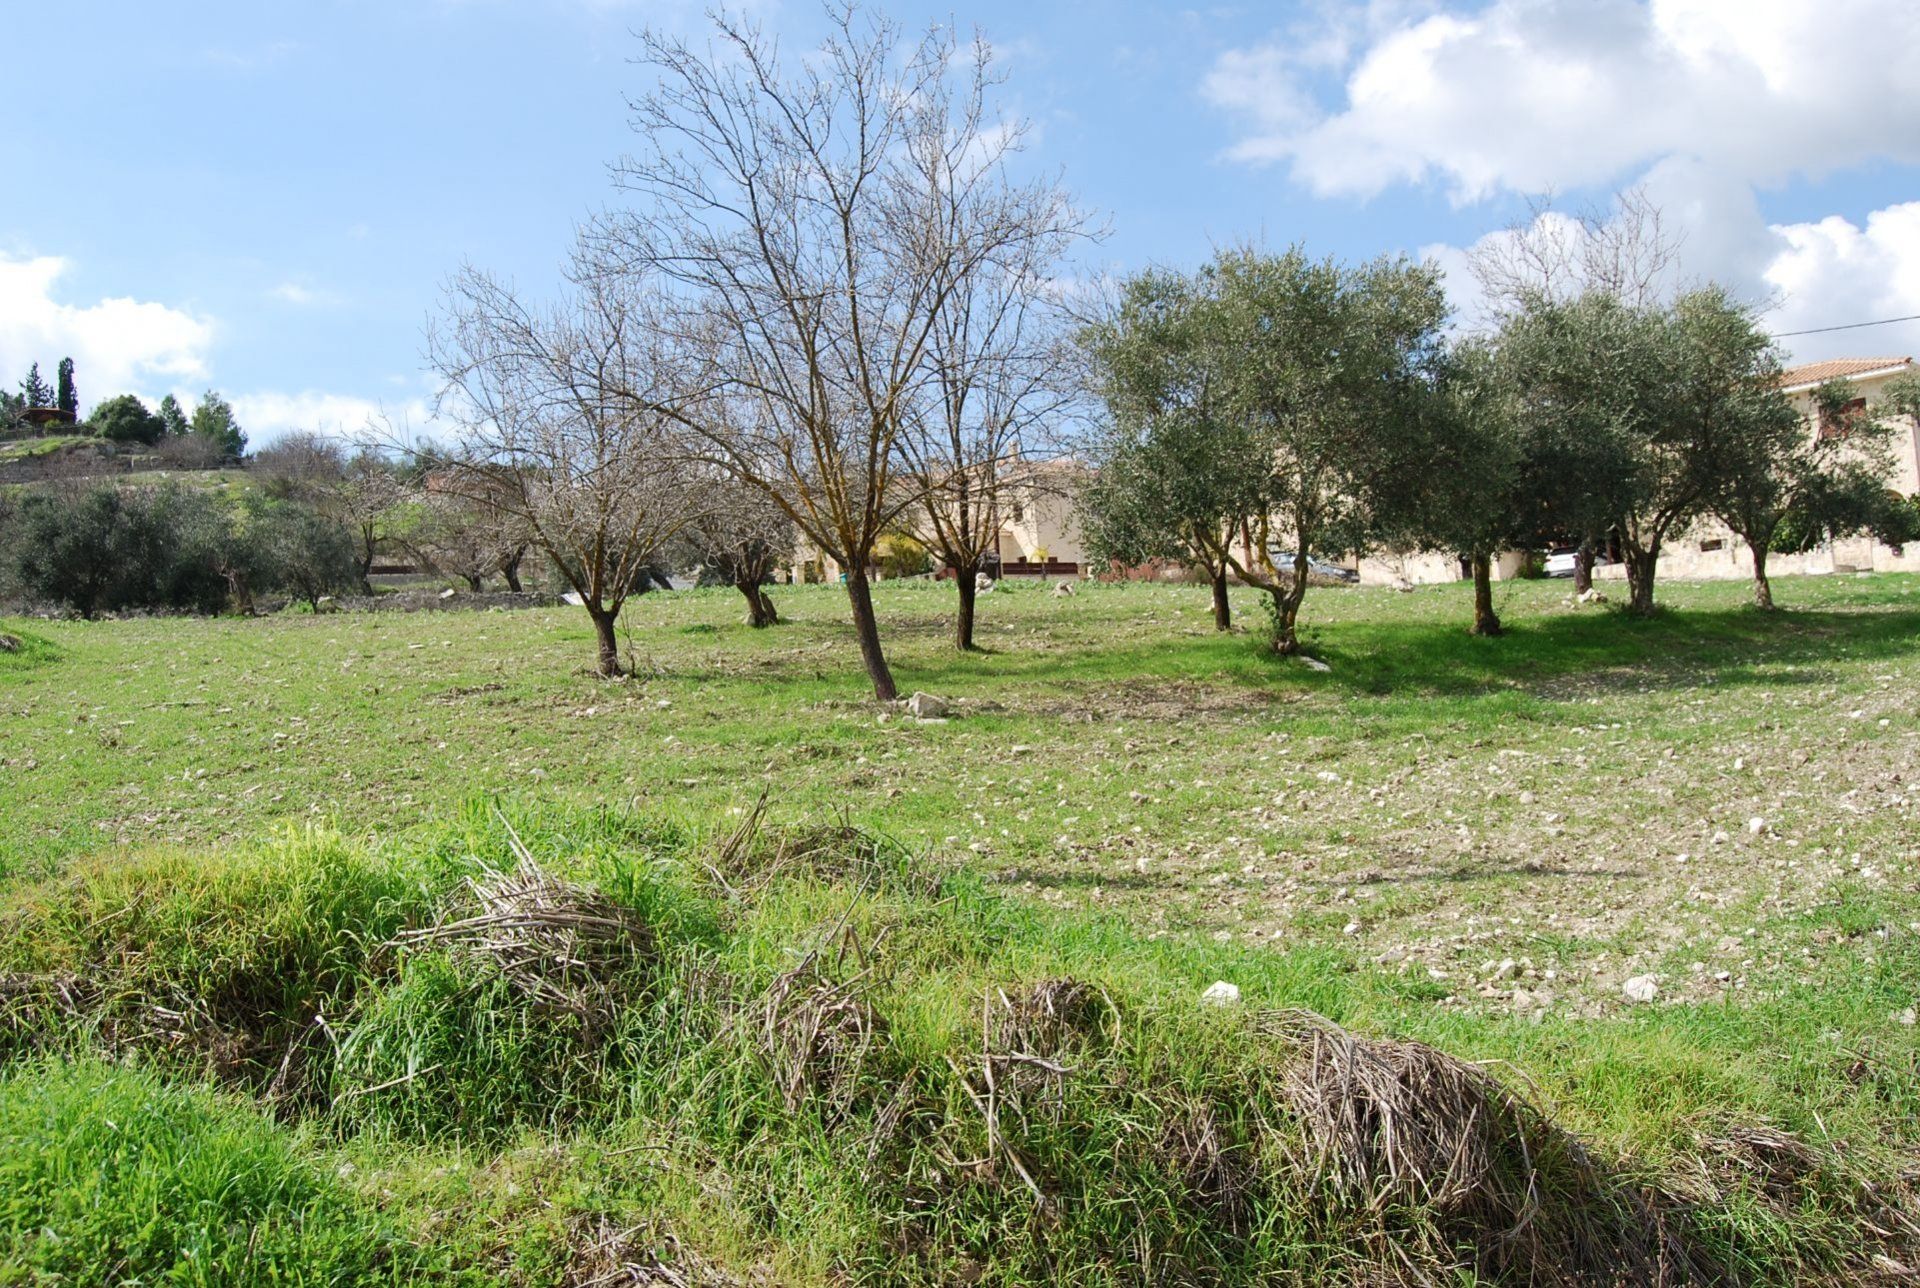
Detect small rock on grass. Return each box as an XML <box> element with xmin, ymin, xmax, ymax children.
<box><xmin>1622</xmin><ymin>975</ymin><xmax>1659</xmax><ymax>1004</ymax></box>
<box><xmin>1199</xmin><ymin>981</ymin><xmax>1241</xmax><ymax>1007</ymax></box>
<box><xmin>1300</xmin><ymin>656</ymin><xmax>1332</xmax><ymax>673</ymax></box>
<box><xmin>906</xmin><ymin>691</ymin><xmax>949</xmax><ymax>719</ymax></box>
<box><xmin>0</xmin><ymin>634</ymin><xmax>19</xmax><ymax>654</ymax></box>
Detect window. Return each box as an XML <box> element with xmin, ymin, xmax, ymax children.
<box><xmin>1010</xmin><ymin>502</ymin><xmax>1024</xmax><ymax>524</ymax></box>
<box><xmin>1820</xmin><ymin>396</ymin><xmax>1868</xmax><ymax>440</ymax></box>
<box><xmin>1700</xmin><ymin>538</ymin><xmax>1724</xmax><ymax>553</ymax></box>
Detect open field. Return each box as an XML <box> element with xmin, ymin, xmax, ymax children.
<box><xmin>5</xmin><ymin>575</ymin><xmax>1920</xmax><ymax>1283</ymax></box>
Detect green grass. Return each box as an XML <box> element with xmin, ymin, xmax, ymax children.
<box><xmin>0</xmin><ymin>1058</ymin><xmax>454</xmax><ymax>1286</ymax></box>
<box><xmin>2</xmin><ymin>574</ymin><xmax>1919</xmax><ymax>1282</ymax></box>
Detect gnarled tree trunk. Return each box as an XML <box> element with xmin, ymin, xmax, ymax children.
<box><xmin>1749</xmin><ymin>542</ymin><xmax>1775</xmax><ymax>610</ymax></box>
<box><xmin>844</xmin><ymin>566</ymin><xmax>898</xmax><ymax>701</ymax></box>
<box><xmin>739</xmin><ymin>577</ymin><xmax>779</xmax><ymax>627</ymax></box>
<box><xmin>1469</xmin><ymin>552</ymin><xmax>1502</xmax><ymax>636</ymax></box>
<box><xmin>587</xmin><ymin>605</ymin><xmax>622</xmax><ymax>678</ymax></box>
<box><xmin>1572</xmin><ymin>539</ymin><xmax>1595</xmax><ymax>595</ymax></box>
<box><xmin>1623</xmin><ymin>544</ymin><xmax>1660</xmax><ymax>616</ymax></box>
<box><xmin>1209</xmin><ymin>564</ymin><xmax>1232</xmax><ymax>631</ymax></box>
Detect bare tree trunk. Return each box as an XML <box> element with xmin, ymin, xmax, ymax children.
<box><xmin>587</xmin><ymin>606</ymin><xmax>623</xmax><ymax>678</ymax></box>
<box><xmin>1624</xmin><ymin>545</ymin><xmax>1659</xmax><ymax>616</ymax></box>
<box><xmin>954</xmin><ymin>560</ymin><xmax>980</xmax><ymax>651</ymax></box>
<box><xmin>1469</xmin><ymin>553</ymin><xmax>1502</xmax><ymax>636</ymax></box>
<box><xmin>1572</xmin><ymin>539</ymin><xmax>1595</xmax><ymax>594</ymax></box>
<box><xmin>500</xmin><ymin>550</ymin><xmax>524</xmax><ymax>593</ymax></box>
<box><xmin>739</xmin><ymin>578</ymin><xmax>778</xmax><ymax>627</ymax></box>
<box><xmin>844</xmin><ymin>567</ymin><xmax>898</xmax><ymax>701</ymax></box>
<box><xmin>1210</xmin><ymin>564</ymin><xmax>1232</xmax><ymax>631</ymax></box>
<box><xmin>1750</xmin><ymin>542</ymin><xmax>1775</xmax><ymax>610</ymax></box>
<box><xmin>463</xmin><ymin>573</ymin><xmax>484</xmax><ymax>592</ymax></box>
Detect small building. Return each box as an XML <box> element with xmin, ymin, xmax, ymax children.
<box><xmin>19</xmin><ymin>407</ymin><xmax>77</xmax><ymax>430</ymax></box>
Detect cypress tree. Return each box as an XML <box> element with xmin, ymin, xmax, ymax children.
<box><xmin>55</xmin><ymin>357</ymin><xmax>77</xmax><ymax>417</ymax></box>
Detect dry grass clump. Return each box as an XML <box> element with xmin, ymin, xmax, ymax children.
<box><xmin>1153</xmin><ymin>1093</ymin><xmax>1260</xmax><ymax>1235</ymax></box>
<box><xmin>563</xmin><ymin>1216</ymin><xmax>757</xmax><ymax>1287</ymax></box>
<box><xmin>707</xmin><ymin>797</ymin><xmax>944</xmax><ymax>901</ymax></box>
<box><xmin>1672</xmin><ymin>1121</ymin><xmax>1920</xmax><ymax>1281</ymax></box>
<box><xmin>1264</xmin><ymin>1009</ymin><xmax>1698</xmax><ymax>1285</ymax></box>
<box><xmin>395</xmin><ymin>843</ymin><xmax>654</xmax><ymax>1037</ymax></box>
<box><xmin>753</xmin><ymin>921</ymin><xmax>886</xmax><ymax>1124</ymax></box>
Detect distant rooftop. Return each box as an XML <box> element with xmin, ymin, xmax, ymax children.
<box><xmin>1779</xmin><ymin>356</ymin><xmax>1913</xmax><ymax>391</ymax></box>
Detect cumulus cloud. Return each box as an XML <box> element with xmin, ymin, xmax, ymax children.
<box><xmin>0</xmin><ymin>254</ymin><xmax>213</xmax><ymax>404</ymax></box>
<box><xmin>1762</xmin><ymin>203</ymin><xmax>1920</xmax><ymax>364</ymax></box>
<box><xmin>1205</xmin><ymin>0</ymin><xmax>1920</xmax><ymax>201</ymax></box>
<box><xmin>228</xmin><ymin>390</ymin><xmax>439</xmax><ymax>447</ymax></box>
<box><xmin>1421</xmin><ymin>196</ymin><xmax>1920</xmax><ymax>365</ymax></box>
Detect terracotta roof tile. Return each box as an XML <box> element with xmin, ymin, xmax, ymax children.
<box><xmin>1778</xmin><ymin>356</ymin><xmax>1913</xmax><ymax>389</ymax></box>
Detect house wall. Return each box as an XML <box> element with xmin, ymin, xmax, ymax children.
<box><xmin>1357</xmin><ymin>550</ymin><xmax>1529</xmax><ymax>586</ymax></box>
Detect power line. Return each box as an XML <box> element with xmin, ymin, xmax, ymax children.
<box><xmin>1772</xmin><ymin>313</ymin><xmax>1920</xmax><ymax>338</ymax></box>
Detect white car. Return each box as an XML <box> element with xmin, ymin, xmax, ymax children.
<box><xmin>1544</xmin><ymin>548</ymin><xmax>1615</xmax><ymax>578</ymax></box>
<box><xmin>1269</xmin><ymin>550</ymin><xmax>1360</xmax><ymax>583</ymax></box>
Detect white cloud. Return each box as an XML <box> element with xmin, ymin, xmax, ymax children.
<box><xmin>0</xmin><ymin>254</ymin><xmax>214</xmax><ymax>406</ymax></box>
<box><xmin>1421</xmin><ymin>195</ymin><xmax>1920</xmax><ymax>366</ymax></box>
<box><xmin>1763</xmin><ymin>203</ymin><xmax>1920</xmax><ymax>365</ymax></box>
<box><xmin>228</xmin><ymin>390</ymin><xmax>440</xmax><ymax>448</ymax></box>
<box><xmin>267</xmin><ymin>280</ymin><xmax>346</xmax><ymax>307</ymax></box>
<box><xmin>1205</xmin><ymin>0</ymin><xmax>1920</xmax><ymax>201</ymax></box>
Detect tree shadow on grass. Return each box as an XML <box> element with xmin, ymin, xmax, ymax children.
<box><xmin>1305</xmin><ymin>604</ymin><xmax>1920</xmax><ymax>700</ymax></box>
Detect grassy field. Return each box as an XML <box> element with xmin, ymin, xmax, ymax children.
<box><xmin>3</xmin><ymin>573</ymin><xmax>1919</xmax><ymax>1283</ymax></box>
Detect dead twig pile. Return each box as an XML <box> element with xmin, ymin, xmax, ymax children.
<box><xmin>1264</xmin><ymin>1009</ymin><xmax>1695</xmax><ymax>1285</ymax></box>
<box><xmin>564</xmin><ymin>1216</ymin><xmax>757</xmax><ymax>1288</ymax></box>
<box><xmin>395</xmin><ymin>829</ymin><xmax>653</xmax><ymax>1034</ymax></box>
<box><xmin>754</xmin><ymin>917</ymin><xmax>886</xmax><ymax>1123</ymax></box>
<box><xmin>707</xmin><ymin>796</ymin><xmax>944</xmax><ymax>901</ymax></box>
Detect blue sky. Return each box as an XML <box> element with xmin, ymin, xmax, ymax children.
<box><xmin>6</xmin><ymin>0</ymin><xmax>1920</xmax><ymax>443</ymax></box>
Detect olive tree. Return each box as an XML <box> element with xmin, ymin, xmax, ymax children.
<box><xmin>1715</xmin><ymin>375</ymin><xmax>1920</xmax><ymax>608</ymax></box>
<box><xmin>1078</xmin><ymin>269</ymin><xmax>1244</xmax><ymax>631</ymax></box>
<box><xmin>1370</xmin><ymin>339</ymin><xmax>1528</xmax><ymax>637</ymax></box>
<box><xmin>1207</xmin><ymin>247</ymin><xmax>1450</xmax><ymax>654</ymax></box>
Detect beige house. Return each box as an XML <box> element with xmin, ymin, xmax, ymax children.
<box><xmin>1628</xmin><ymin>356</ymin><xmax>1920</xmax><ymax>582</ymax></box>
<box><xmin>787</xmin><ymin>459</ymin><xmax>1090</xmax><ymax>584</ymax></box>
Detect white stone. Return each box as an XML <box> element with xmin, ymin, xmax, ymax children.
<box><xmin>1300</xmin><ymin>655</ymin><xmax>1332</xmax><ymax>673</ymax></box>
<box><xmin>906</xmin><ymin>692</ymin><xmax>949</xmax><ymax>719</ymax></box>
<box><xmin>1199</xmin><ymin>981</ymin><xmax>1241</xmax><ymax>1007</ymax></box>
<box><xmin>1747</xmin><ymin>816</ymin><xmax>1766</xmax><ymax>835</ymax></box>
<box><xmin>1622</xmin><ymin>975</ymin><xmax>1659</xmax><ymax>1004</ymax></box>
<box><xmin>439</xmin><ymin>587</ymin><xmax>456</xmax><ymax>599</ymax></box>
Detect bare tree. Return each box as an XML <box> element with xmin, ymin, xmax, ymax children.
<box><xmin>683</xmin><ymin>475</ymin><xmax>792</xmax><ymax>627</ymax></box>
<box><xmin>311</xmin><ymin>446</ymin><xmax>406</xmax><ymax>592</ymax></box>
<box><xmin>896</xmin><ymin>179</ymin><xmax>1085</xmax><ymax>650</ymax></box>
<box><xmin>428</xmin><ymin>259</ymin><xmax>698</xmax><ymax>676</ymax></box>
<box><xmin>404</xmin><ymin>491</ymin><xmax>532</xmax><ymax>593</ymax></box>
<box><xmin>601</xmin><ymin>5</ymin><xmax>1079</xmax><ymax>700</ymax></box>
<box><xmin>1469</xmin><ymin>186</ymin><xmax>1684</xmax><ymax>322</ymax></box>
